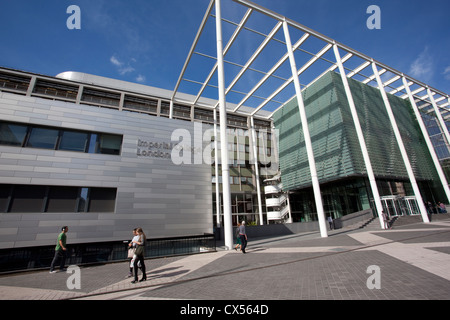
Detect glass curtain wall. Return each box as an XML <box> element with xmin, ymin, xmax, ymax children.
<box><xmin>274</xmin><ymin>71</ymin><xmax>445</xmax><ymax>221</ymax></box>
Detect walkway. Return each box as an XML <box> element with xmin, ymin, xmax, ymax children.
<box><xmin>0</xmin><ymin>217</ymin><xmax>449</xmax><ymax>301</ymax></box>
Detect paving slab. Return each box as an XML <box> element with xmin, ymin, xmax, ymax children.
<box><xmin>0</xmin><ymin>219</ymin><xmax>448</xmax><ymax>303</ymax></box>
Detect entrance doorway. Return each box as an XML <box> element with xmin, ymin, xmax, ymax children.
<box><xmin>380</xmin><ymin>196</ymin><xmax>419</xmax><ymax>217</ymax></box>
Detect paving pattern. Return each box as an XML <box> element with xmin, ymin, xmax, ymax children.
<box><xmin>0</xmin><ymin>219</ymin><xmax>449</xmax><ymax>302</ymax></box>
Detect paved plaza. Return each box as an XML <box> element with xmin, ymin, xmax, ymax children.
<box><xmin>0</xmin><ymin>217</ymin><xmax>449</xmax><ymax>303</ymax></box>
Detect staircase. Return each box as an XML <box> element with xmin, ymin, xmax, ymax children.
<box><xmin>389</xmin><ymin>213</ymin><xmax>449</xmax><ymax>228</ymax></box>
<box><xmin>264</xmin><ymin>174</ymin><xmax>291</xmax><ymax>223</ymax></box>
<box><xmin>340</xmin><ymin>213</ymin><xmax>450</xmax><ymax>231</ymax></box>
<box><xmin>358</xmin><ymin>217</ymin><xmax>380</xmax><ymax>230</ymax></box>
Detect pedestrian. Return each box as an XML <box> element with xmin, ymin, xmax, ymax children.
<box><xmin>327</xmin><ymin>216</ymin><xmax>334</xmax><ymax>230</ymax></box>
<box><xmin>427</xmin><ymin>201</ymin><xmax>435</xmax><ymax>214</ymax></box>
<box><xmin>438</xmin><ymin>202</ymin><xmax>447</xmax><ymax>213</ymax></box>
<box><xmin>381</xmin><ymin>211</ymin><xmax>389</xmax><ymax>229</ymax></box>
<box><xmin>131</xmin><ymin>227</ymin><xmax>147</xmax><ymax>283</ymax></box>
<box><xmin>238</xmin><ymin>221</ymin><xmax>247</xmax><ymax>254</ymax></box>
<box><xmin>49</xmin><ymin>226</ymin><xmax>68</xmax><ymax>273</ymax></box>
<box><xmin>127</xmin><ymin>228</ymin><xmax>140</xmax><ymax>278</ymax></box>
<box><xmin>234</xmin><ymin>222</ymin><xmax>242</xmax><ymax>251</ymax></box>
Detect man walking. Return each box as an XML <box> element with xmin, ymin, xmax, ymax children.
<box><xmin>327</xmin><ymin>216</ymin><xmax>334</xmax><ymax>230</ymax></box>
<box><xmin>49</xmin><ymin>226</ymin><xmax>69</xmax><ymax>273</ymax></box>
<box><xmin>238</xmin><ymin>221</ymin><xmax>247</xmax><ymax>254</ymax></box>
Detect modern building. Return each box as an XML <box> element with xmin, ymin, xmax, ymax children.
<box><xmin>273</xmin><ymin>71</ymin><xmax>447</xmax><ymax>223</ymax></box>
<box><xmin>0</xmin><ymin>67</ymin><xmax>274</xmax><ymax>254</ymax></box>
<box><xmin>172</xmin><ymin>0</ymin><xmax>450</xmax><ymax>245</ymax></box>
<box><xmin>1</xmin><ymin>0</ymin><xmax>450</xmax><ymax>260</ymax></box>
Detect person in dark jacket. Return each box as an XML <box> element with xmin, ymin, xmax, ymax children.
<box><xmin>131</xmin><ymin>227</ymin><xmax>147</xmax><ymax>283</ymax></box>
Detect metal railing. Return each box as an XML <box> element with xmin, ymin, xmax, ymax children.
<box><xmin>0</xmin><ymin>234</ymin><xmax>216</xmax><ymax>274</ymax></box>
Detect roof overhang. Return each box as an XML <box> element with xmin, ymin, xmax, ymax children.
<box><xmin>172</xmin><ymin>0</ymin><xmax>450</xmax><ymax>121</ymax></box>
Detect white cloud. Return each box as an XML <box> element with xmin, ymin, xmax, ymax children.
<box><xmin>110</xmin><ymin>55</ymin><xmax>122</xmax><ymax>67</ymax></box>
<box><xmin>443</xmin><ymin>66</ymin><xmax>450</xmax><ymax>80</ymax></box>
<box><xmin>110</xmin><ymin>55</ymin><xmax>135</xmax><ymax>75</ymax></box>
<box><xmin>118</xmin><ymin>66</ymin><xmax>135</xmax><ymax>75</ymax></box>
<box><xmin>136</xmin><ymin>75</ymin><xmax>146</xmax><ymax>83</ymax></box>
<box><xmin>409</xmin><ymin>46</ymin><xmax>434</xmax><ymax>82</ymax></box>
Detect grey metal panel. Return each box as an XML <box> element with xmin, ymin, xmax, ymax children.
<box><xmin>0</xmin><ymin>94</ymin><xmax>213</xmax><ymax>249</ymax></box>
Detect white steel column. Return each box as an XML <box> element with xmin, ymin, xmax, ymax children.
<box><xmin>283</xmin><ymin>20</ymin><xmax>328</xmax><ymax>237</ymax></box>
<box><xmin>372</xmin><ymin>62</ymin><xmax>429</xmax><ymax>223</ymax></box>
<box><xmin>428</xmin><ymin>88</ymin><xmax>450</xmax><ymax>146</ymax></box>
<box><xmin>169</xmin><ymin>100</ymin><xmax>174</xmax><ymax>119</ymax></box>
<box><xmin>403</xmin><ymin>78</ymin><xmax>450</xmax><ymax>203</ymax></box>
<box><xmin>333</xmin><ymin>46</ymin><xmax>386</xmax><ymax>229</ymax></box>
<box><xmin>213</xmin><ymin>109</ymin><xmax>221</xmax><ymax>227</ymax></box>
<box><xmin>250</xmin><ymin>116</ymin><xmax>264</xmax><ymax>225</ymax></box>
<box><xmin>215</xmin><ymin>0</ymin><xmax>234</xmax><ymax>249</ymax></box>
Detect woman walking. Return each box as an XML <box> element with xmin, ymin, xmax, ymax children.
<box><xmin>234</xmin><ymin>222</ymin><xmax>242</xmax><ymax>251</ymax></box>
<box><xmin>131</xmin><ymin>227</ymin><xmax>147</xmax><ymax>283</ymax></box>
<box><xmin>127</xmin><ymin>228</ymin><xmax>139</xmax><ymax>278</ymax></box>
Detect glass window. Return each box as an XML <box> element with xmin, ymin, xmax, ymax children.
<box><xmin>46</xmin><ymin>186</ymin><xmax>79</xmax><ymax>212</ymax></box>
<box><xmin>97</xmin><ymin>134</ymin><xmax>122</xmax><ymax>155</ymax></box>
<box><xmin>58</xmin><ymin>130</ymin><xmax>89</xmax><ymax>152</ymax></box>
<box><xmin>88</xmin><ymin>188</ymin><xmax>116</xmax><ymax>212</ymax></box>
<box><xmin>87</xmin><ymin>133</ymin><xmax>98</xmax><ymax>153</ymax></box>
<box><xmin>26</xmin><ymin>127</ymin><xmax>59</xmax><ymax>149</ymax></box>
<box><xmin>0</xmin><ymin>185</ymin><xmax>11</xmax><ymax>212</ymax></box>
<box><xmin>9</xmin><ymin>185</ymin><xmax>45</xmax><ymax>213</ymax></box>
<box><xmin>0</xmin><ymin>121</ymin><xmax>122</xmax><ymax>155</ymax></box>
<box><xmin>77</xmin><ymin>187</ymin><xmax>89</xmax><ymax>212</ymax></box>
<box><xmin>0</xmin><ymin>122</ymin><xmax>28</xmax><ymax>146</ymax></box>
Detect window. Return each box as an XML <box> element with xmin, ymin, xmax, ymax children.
<box><xmin>26</xmin><ymin>127</ymin><xmax>59</xmax><ymax>149</ymax></box>
<box><xmin>0</xmin><ymin>72</ymin><xmax>30</xmax><ymax>92</ymax></box>
<box><xmin>0</xmin><ymin>122</ymin><xmax>28</xmax><ymax>146</ymax></box>
<box><xmin>124</xmin><ymin>95</ymin><xmax>158</xmax><ymax>114</ymax></box>
<box><xmin>88</xmin><ymin>188</ymin><xmax>117</xmax><ymax>212</ymax></box>
<box><xmin>81</xmin><ymin>88</ymin><xmax>120</xmax><ymax>107</ymax></box>
<box><xmin>9</xmin><ymin>185</ymin><xmax>45</xmax><ymax>213</ymax></box>
<box><xmin>0</xmin><ymin>185</ymin><xmax>10</xmax><ymax>212</ymax></box>
<box><xmin>77</xmin><ymin>187</ymin><xmax>89</xmax><ymax>212</ymax></box>
<box><xmin>46</xmin><ymin>186</ymin><xmax>79</xmax><ymax>212</ymax></box>
<box><xmin>0</xmin><ymin>184</ymin><xmax>117</xmax><ymax>213</ymax></box>
<box><xmin>59</xmin><ymin>130</ymin><xmax>89</xmax><ymax>152</ymax></box>
<box><xmin>97</xmin><ymin>134</ymin><xmax>122</xmax><ymax>155</ymax></box>
<box><xmin>0</xmin><ymin>121</ymin><xmax>123</xmax><ymax>156</ymax></box>
<box><xmin>33</xmin><ymin>79</ymin><xmax>78</xmax><ymax>101</ymax></box>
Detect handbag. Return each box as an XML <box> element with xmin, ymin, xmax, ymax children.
<box><xmin>127</xmin><ymin>247</ymin><xmax>136</xmax><ymax>258</ymax></box>
<box><xmin>135</xmin><ymin>245</ymin><xmax>144</xmax><ymax>256</ymax></box>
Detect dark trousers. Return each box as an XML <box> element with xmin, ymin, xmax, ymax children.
<box><xmin>134</xmin><ymin>255</ymin><xmax>146</xmax><ymax>281</ymax></box>
<box><xmin>50</xmin><ymin>249</ymin><xmax>66</xmax><ymax>271</ymax></box>
<box><xmin>239</xmin><ymin>235</ymin><xmax>247</xmax><ymax>253</ymax></box>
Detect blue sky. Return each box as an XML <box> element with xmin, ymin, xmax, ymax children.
<box><xmin>1</xmin><ymin>0</ymin><xmax>449</xmax><ymax>106</ymax></box>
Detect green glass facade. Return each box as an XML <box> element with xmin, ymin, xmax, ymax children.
<box><xmin>273</xmin><ymin>71</ymin><xmax>443</xmax><ymax>221</ymax></box>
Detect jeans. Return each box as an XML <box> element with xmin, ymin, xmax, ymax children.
<box><xmin>239</xmin><ymin>234</ymin><xmax>247</xmax><ymax>253</ymax></box>
<box><xmin>133</xmin><ymin>254</ymin><xmax>146</xmax><ymax>281</ymax></box>
<box><xmin>50</xmin><ymin>249</ymin><xmax>66</xmax><ymax>271</ymax></box>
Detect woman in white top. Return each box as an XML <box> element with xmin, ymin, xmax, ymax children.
<box><xmin>127</xmin><ymin>228</ymin><xmax>140</xmax><ymax>277</ymax></box>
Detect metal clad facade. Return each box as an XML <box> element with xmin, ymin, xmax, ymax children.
<box><xmin>0</xmin><ymin>91</ymin><xmax>213</xmax><ymax>249</ymax></box>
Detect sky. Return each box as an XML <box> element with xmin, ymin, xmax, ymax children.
<box><xmin>1</xmin><ymin>0</ymin><xmax>449</xmax><ymax>109</ymax></box>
